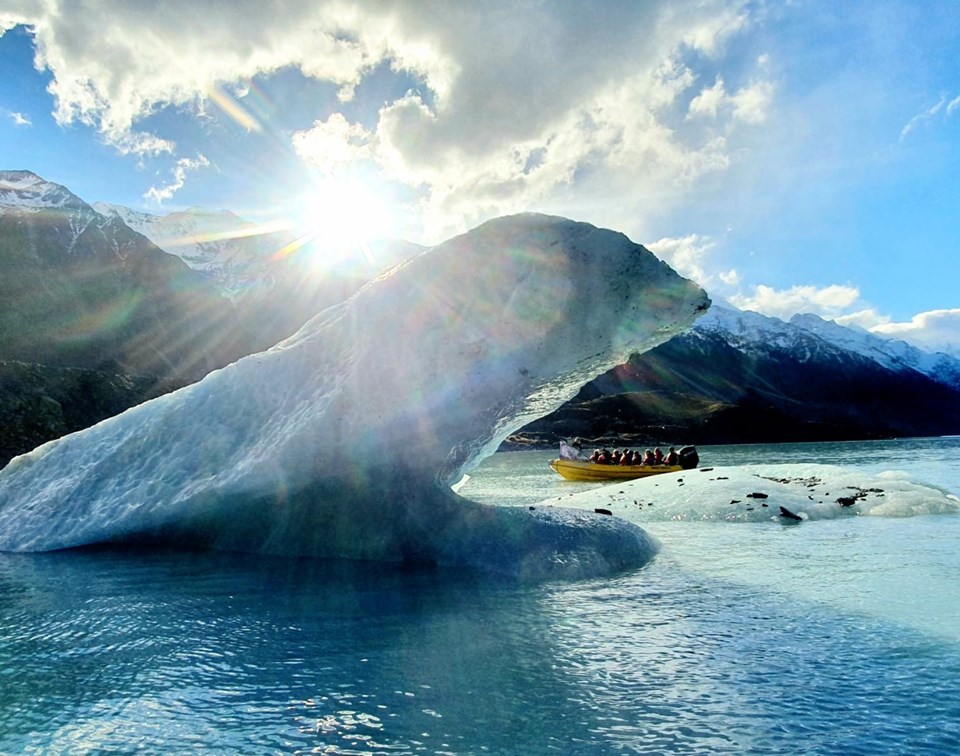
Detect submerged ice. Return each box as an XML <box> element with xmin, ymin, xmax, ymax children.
<box><xmin>0</xmin><ymin>214</ymin><xmax>708</xmax><ymax>579</ymax></box>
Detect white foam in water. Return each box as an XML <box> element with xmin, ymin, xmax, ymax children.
<box><xmin>0</xmin><ymin>214</ymin><xmax>708</xmax><ymax>580</ymax></box>
<box><xmin>540</xmin><ymin>463</ymin><xmax>960</xmax><ymax>522</ymax></box>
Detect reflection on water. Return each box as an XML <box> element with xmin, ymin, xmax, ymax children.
<box><xmin>2</xmin><ymin>438</ymin><xmax>960</xmax><ymax>753</ymax></box>
<box><xmin>3</xmin><ymin>542</ymin><xmax>960</xmax><ymax>753</ymax></box>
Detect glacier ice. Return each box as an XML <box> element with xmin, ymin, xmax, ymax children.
<box><xmin>0</xmin><ymin>214</ymin><xmax>708</xmax><ymax>579</ymax></box>
<box><xmin>540</xmin><ymin>463</ymin><xmax>960</xmax><ymax>523</ymax></box>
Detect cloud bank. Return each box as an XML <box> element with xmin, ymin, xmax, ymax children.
<box><xmin>2</xmin><ymin>0</ymin><xmax>772</xmax><ymax>239</ymax></box>
<box><xmin>4</xmin><ymin>1</ymin><xmax>956</xmax><ymax>356</ymax></box>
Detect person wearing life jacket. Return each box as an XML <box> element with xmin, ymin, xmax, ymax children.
<box><xmin>653</xmin><ymin>447</ymin><xmax>664</xmax><ymax>465</ymax></box>
<box><xmin>620</xmin><ymin>449</ymin><xmax>632</xmax><ymax>466</ymax></box>
<box><xmin>641</xmin><ymin>449</ymin><xmax>655</xmax><ymax>466</ymax></box>
<box><xmin>665</xmin><ymin>447</ymin><xmax>679</xmax><ymax>465</ymax></box>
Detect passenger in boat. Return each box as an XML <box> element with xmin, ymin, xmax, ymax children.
<box><xmin>630</xmin><ymin>450</ymin><xmax>642</xmax><ymax>465</ymax></box>
<box><xmin>590</xmin><ymin>449</ymin><xmax>601</xmax><ymax>463</ymax></box>
<box><xmin>665</xmin><ymin>447</ymin><xmax>679</xmax><ymax>465</ymax></box>
<box><xmin>598</xmin><ymin>448</ymin><xmax>612</xmax><ymax>464</ymax></box>
<box><xmin>559</xmin><ymin>440</ymin><xmax>583</xmax><ymax>460</ymax></box>
<box><xmin>620</xmin><ymin>450</ymin><xmax>633</xmax><ymax>466</ymax></box>
<box><xmin>654</xmin><ymin>447</ymin><xmax>664</xmax><ymax>465</ymax></box>
<box><xmin>641</xmin><ymin>449</ymin><xmax>655</xmax><ymax>465</ymax></box>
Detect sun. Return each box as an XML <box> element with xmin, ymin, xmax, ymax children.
<box><xmin>290</xmin><ymin>175</ymin><xmax>396</xmax><ymax>273</ymax></box>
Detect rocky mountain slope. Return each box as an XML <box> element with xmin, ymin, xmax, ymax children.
<box><xmin>0</xmin><ymin>170</ymin><xmax>423</xmax><ymax>466</ymax></box>
<box><xmin>3</xmin><ymin>169</ymin><xmax>960</xmax><ymax>466</ymax></box>
<box><xmin>511</xmin><ymin>305</ymin><xmax>960</xmax><ymax>447</ymax></box>
<box><xmin>0</xmin><ymin>170</ymin><xmax>243</xmax><ymax>381</ymax></box>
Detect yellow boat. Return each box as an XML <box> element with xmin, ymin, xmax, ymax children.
<box><xmin>549</xmin><ymin>458</ymin><xmax>683</xmax><ymax>482</ymax></box>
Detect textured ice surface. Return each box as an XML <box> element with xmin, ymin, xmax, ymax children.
<box><xmin>540</xmin><ymin>463</ymin><xmax>960</xmax><ymax>523</ymax></box>
<box><xmin>0</xmin><ymin>214</ymin><xmax>708</xmax><ymax>579</ymax></box>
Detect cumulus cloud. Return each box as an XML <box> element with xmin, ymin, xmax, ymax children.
<box><xmin>647</xmin><ymin>234</ymin><xmax>718</xmax><ymax>286</ymax></box>
<box><xmin>144</xmin><ymin>155</ymin><xmax>211</xmax><ymax>204</ymax></box>
<box><xmin>688</xmin><ymin>78</ymin><xmax>727</xmax><ymax>119</ymax></box>
<box><xmin>293</xmin><ymin>113</ymin><xmax>373</xmax><ymax>172</ymax></box>
<box><xmin>870</xmin><ymin>308</ymin><xmax>960</xmax><ymax>357</ymax></box>
<box><xmin>687</xmin><ymin>76</ymin><xmax>772</xmax><ymax>124</ymax></box>
<box><xmin>730</xmin><ymin>283</ymin><xmax>861</xmax><ymax>320</ymax></box>
<box><xmin>834</xmin><ymin>308</ymin><xmax>891</xmax><ymax>331</ymax></box>
<box><xmin>5</xmin><ymin>0</ymin><xmax>774</xmax><ymax>240</ymax></box>
<box><xmin>730</xmin><ymin>80</ymin><xmax>773</xmax><ymax>124</ymax></box>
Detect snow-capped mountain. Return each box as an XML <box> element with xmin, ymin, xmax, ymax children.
<box><xmin>0</xmin><ymin>169</ymin><xmax>84</xmax><ymax>214</ymax></box>
<box><xmin>686</xmin><ymin>304</ymin><xmax>960</xmax><ymax>392</ymax></box>
<box><xmin>0</xmin><ymin>170</ymin><xmax>240</xmax><ymax>380</ymax></box>
<box><xmin>518</xmin><ymin>302</ymin><xmax>960</xmax><ymax>446</ymax></box>
<box><xmin>92</xmin><ymin>202</ymin><xmax>292</xmax><ymax>299</ymax></box>
<box><xmin>790</xmin><ymin>312</ymin><xmax>960</xmax><ymax>391</ymax></box>
<box><xmin>1</xmin><ymin>170</ymin><xmax>131</xmax><ymax>254</ymax></box>
<box><xmin>5</xmin><ymin>168</ymin><xmax>960</xmax><ymax>459</ymax></box>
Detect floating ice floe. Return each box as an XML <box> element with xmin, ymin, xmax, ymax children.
<box><xmin>539</xmin><ymin>463</ymin><xmax>960</xmax><ymax>524</ymax></box>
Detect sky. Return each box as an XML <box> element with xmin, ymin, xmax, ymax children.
<box><xmin>1</xmin><ymin>0</ymin><xmax>959</xmax><ymax>355</ymax></box>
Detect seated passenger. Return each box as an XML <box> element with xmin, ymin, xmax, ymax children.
<box><xmin>620</xmin><ymin>450</ymin><xmax>632</xmax><ymax>465</ymax></box>
<box><xmin>641</xmin><ymin>449</ymin><xmax>655</xmax><ymax>465</ymax></box>
<box><xmin>598</xmin><ymin>449</ymin><xmax>611</xmax><ymax>464</ymax></box>
<box><xmin>590</xmin><ymin>449</ymin><xmax>601</xmax><ymax>463</ymax></box>
<box><xmin>630</xmin><ymin>450</ymin><xmax>642</xmax><ymax>465</ymax></box>
<box><xmin>611</xmin><ymin>449</ymin><xmax>622</xmax><ymax>464</ymax></box>
<box><xmin>665</xmin><ymin>446</ymin><xmax>679</xmax><ymax>465</ymax></box>
<box><xmin>654</xmin><ymin>447</ymin><xmax>664</xmax><ymax>465</ymax></box>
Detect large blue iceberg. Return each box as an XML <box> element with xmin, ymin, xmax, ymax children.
<box><xmin>0</xmin><ymin>214</ymin><xmax>709</xmax><ymax>579</ymax></box>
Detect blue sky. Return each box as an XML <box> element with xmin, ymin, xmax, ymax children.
<box><xmin>2</xmin><ymin>0</ymin><xmax>959</xmax><ymax>354</ymax></box>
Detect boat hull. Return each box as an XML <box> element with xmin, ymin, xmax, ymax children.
<box><xmin>550</xmin><ymin>458</ymin><xmax>683</xmax><ymax>482</ymax></box>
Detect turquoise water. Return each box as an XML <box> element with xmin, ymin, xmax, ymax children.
<box><xmin>2</xmin><ymin>438</ymin><xmax>960</xmax><ymax>753</ymax></box>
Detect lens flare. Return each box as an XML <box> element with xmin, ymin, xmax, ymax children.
<box><xmin>290</xmin><ymin>176</ymin><xmax>395</xmax><ymax>272</ymax></box>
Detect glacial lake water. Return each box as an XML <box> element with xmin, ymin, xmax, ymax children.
<box><xmin>2</xmin><ymin>436</ymin><xmax>959</xmax><ymax>754</ymax></box>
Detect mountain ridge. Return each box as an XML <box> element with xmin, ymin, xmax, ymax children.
<box><xmin>3</xmin><ymin>169</ymin><xmax>960</xmax><ymax>465</ymax></box>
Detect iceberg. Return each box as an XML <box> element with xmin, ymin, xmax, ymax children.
<box><xmin>0</xmin><ymin>214</ymin><xmax>709</xmax><ymax>579</ymax></box>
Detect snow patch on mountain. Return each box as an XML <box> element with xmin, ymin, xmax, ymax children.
<box><xmin>0</xmin><ymin>170</ymin><xmax>86</xmax><ymax>215</ymax></box>
<box><xmin>687</xmin><ymin>304</ymin><xmax>960</xmax><ymax>392</ymax></box>
<box><xmin>692</xmin><ymin>304</ymin><xmax>828</xmax><ymax>358</ymax></box>
<box><xmin>93</xmin><ymin>202</ymin><xmax>289</xmax><ymax>298</ymax></box>
<box><xmin>791</xmin><ymin>312</ymin><xmax>960</xmax><ymax>390</ymax></box>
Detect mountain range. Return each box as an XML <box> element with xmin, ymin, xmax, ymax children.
<box><xmin>3</xmin><ymin>169</ymin><xmax>960</xmax><ymax>466</ymax></box>
<box><xmin>512</xmin><ymin>303</ymin><xmax>960</xmax><ymax>447</ymax></box>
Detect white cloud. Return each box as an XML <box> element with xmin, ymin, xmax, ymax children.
<box><xmin>647</xmin><ymin>234</ymin><xmax>717</xmax><ymax>285</ymax></box>
<box><xmin>900</xmin><ymin>95</ymin><xmax>947</xmax><ymax>142</ymax></box>
<box><xmin>870</xmin><ymin>308</ymin><xmax>960</xmax><ymax>357</ymax></box>
<box><xmin>680</xmin><ymin>5</ymin><xmax>750</xmax><ymax>57</ymax></box>
<box><xmin>718</xmin><ymin>269</ymin><xmax>740</xmax><ymax>286</ymax></box>
<box><xmin>9</xmin><ymin>111</ymin><xmax>32</xmax><ymax>126</ymax></box>
<box><xmin>834</xmin><ymin>308</ymin><xmax>891</xmax><ymax>331</ymax></box>
<box><xmin>144</xmin><ymin>154</ymin><xmax>210</xmax><ymax>204</ymax></box>
<box><xmin>730</xmin><ymin>283</ymin><xmax>861</xmax><ymax>320</ymax></box>
<box><xmin>292</xmin><ymin>113</ymin><xmax>373</xmax><ymax>172</ymax></box>
<box><xmin>7</xmin><ymin>1</ymin><xmax>774</xmax><ymax>241</ymax></box>
<box><xmin>688</xmin><ymin>78</ymin><xmax>727</xmax><ymax>119</ymax></box>
<box><xmin>730</xmin><ymin>80</ymin><xmax>773</xmax><ymax>124</ymax></box>
<box><xmin>687</xmin><ymin>77</ymin><xmax>772</xmax><ymax>124</ymax></box>
<box><xmin>948</xmin><ymin>94</ymin><xmax>960</xmax><ymax>116</ymax></box>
